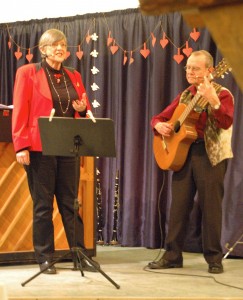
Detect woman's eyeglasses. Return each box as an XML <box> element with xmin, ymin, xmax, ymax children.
<box><xmin>47</xmin><ymin>42</ymin><xmax>67</xmax><ymax>49</ymax></box>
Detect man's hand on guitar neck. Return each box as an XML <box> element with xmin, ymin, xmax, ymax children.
<box><xmin>154</xmin><ymin>122</ymin><xmax>173</xmax><ymax>137</ymax></box>
<box><xmin>197</xmin><ymin>76</ymin><xmax>221</xmax><ymax>110</ymax></box>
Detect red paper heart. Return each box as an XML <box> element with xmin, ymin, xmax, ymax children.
<box><xmin>107</xmin><ymin>31</ymin><xmax>113</xmax><ymax>46</ymax></box>
<box><xmin>110</xmin><ymin>45</ymin><xmax>118</xmax><ymax>55</ymax></box>
<box><xmin>123</xmin><ymin>52</ymin><xmax>127</xmax><ymax>65</ymax></box>
<box><xmin>190</xmin><ymin>28</ymin><xmax>200</xmax><ymax>42</ymax></box>
<box><xmin>129</xmin><ymin>57</ymin><xmax>134</xmax><ymax>65</ymax></box>
<box><xmin>26</xmin><ymin>53</ymin><xmax>33</xmax><ymax>62</ymax></box>
<box><xmin>160</xmin><ymin>38</ymin><xmax>169</xmax><ymax>49</ymax></box>
<box><xmin>160</xmin><ymin>32</ymin><xmax>169</xmax><ymax>49</ymax></box>
<box><xmin>107</xmin><ymin>37</ymin><xmax>113</xmax><ymax>46</ymax></box>
<box><xmin>14</xmin><ymin>51</ymin><xmax>22</xmax><ymax>60</ymax></box>
<box><xmin>129</xmin><ymin>51</ymin><xmax>134</xmax><ymax>65</ymax></box>
<box><xmin>182</xmin><ymin>41</ymin><xmax>193</xmax><ymax>57</ymax></box>
<box><xmin>151</xmin><ymin>32</ymin><xmax>156</xmax><ymax>47</ymax></box>
<box><xmin>76</xmin><ymin>50</ymin><xmax>83</xmax><ymax>60</ymax></box>
<box><xmin>140</xmin><ymin>43</ymin><xmax>150</xmax><ymax>59</ymax></box>
<box><xmin>8</xmin><ymin>41</ymin><xmax>11</xmax><ymax>49</ymax></box>
<box><xmin>86</xmin><ymin>33</ymin><xmax>91</xmax><ymax>44</ymax></box>
<box><xmin>173</xmin><ymin>48</ymin><xmax>184</xmax><ymax>64</ymax></box>
<box><xmin>173</xmin><ymin>54</ymin><xmax>184</xmax><ymax>64</ymax></box>
<box><xmin>140</xmin><ymin>49</ymin><xmax>150</xmax><ymax>58</ymax></box>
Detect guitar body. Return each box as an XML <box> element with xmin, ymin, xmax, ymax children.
<box><xmin>153</xmin><ymin>103</ymin><xmax>200</xmax><ymax>171</ymax></box>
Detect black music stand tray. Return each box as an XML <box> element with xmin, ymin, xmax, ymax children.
<box><xmin>21</xmin><ymin>117</ymin><xmax>120</xmax><ymax>289</ymax></box>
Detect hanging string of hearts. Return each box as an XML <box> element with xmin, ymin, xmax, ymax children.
<box><xmin>104</xmin><ymin>14</ymin><xmax>200</xmax><ymax>66</ymax></box>
<box><xmin>6</xmin><ymin>18</ymin><xmax>96</xmax><ymax>63</ymax></box>
<box><xmin>5</xmin><ymin>14</ymin><xmax>200</xmax><ymax>66</ymax></box>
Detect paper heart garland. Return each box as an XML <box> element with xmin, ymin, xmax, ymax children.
<box><xmin>182</xmin><ymin>41</ymin><xmax>193</xmax><ymax>57</ymax></box>
<box><xmin>8</xmin><ymin>40</ymin><xmax>11</xmax><ymax>49</ymax></box>
<box><xmin>173</xmin><ymin>48</ymin><xmax>184</xmax><ymax>64</ymax></box>
<box><xmin>140</xmin><ymin>43</ymin><xmax>150</xmax><ymax>59</ymax></box>
<box><xmin>190</xmin><ymin>28</ymin><xmax>200</xmax><ymax>42</ymax></box>
<box><xmin>14</xmin><ymin>47</ymin><xmax>22</xmax><ymax>60</ymax></box>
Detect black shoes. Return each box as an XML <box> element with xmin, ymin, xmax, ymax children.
<box><xmin>39</xmin><ymin>261</ymin><xmax>57</xmax><ymax>274</ymax></box>
<box><xmin>208</xmin><ymin>262</ymin><xmax>224</xmax><ymax>274</ymax></box>
<box><xmin>148</xmin><ymin>258</ymin><xmax>183</xmax><ymax>269</ymax></box>
<box><xmin>147</xmin><ymin>257</ymin><xmax>224</xmax><ymax>274</ymax></box>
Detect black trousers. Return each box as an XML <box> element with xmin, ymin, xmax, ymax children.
<box><xmin>163</xmin><ymin>142</ymin><xmax>227</xmax><ymax>264</ymax></box>
<box><xmin>24</xmin><ymin>152</ymin><xmax>84</xmax><ymax>263</ymax></box>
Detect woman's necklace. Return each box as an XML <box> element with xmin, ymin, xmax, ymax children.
<box><xmin>46</xmin><ymin>67</ymin><xmax>71</xmax><ymax>115</ymax></box>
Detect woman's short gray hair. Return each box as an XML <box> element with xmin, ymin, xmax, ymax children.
<box><xmin>39</xmin><ymin>29</ymin><xmax>67</xmax><ymax>55</ymax></box>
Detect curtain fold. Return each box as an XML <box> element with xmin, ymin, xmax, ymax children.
<box><xmin>1</xmin><ymin>8</ymin><xmax>242</xmax><ymax>255</ymax></box>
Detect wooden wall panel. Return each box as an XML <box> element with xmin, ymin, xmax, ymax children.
<box><xmin>0</xmin><ymin>142</ymin><xmax>96</xmax><ymax>264</ymax></box>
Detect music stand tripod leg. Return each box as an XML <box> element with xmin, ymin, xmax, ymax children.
<box><xmin>75</xmin><ymin>248</ymin><xmax>120</xmax><ymax>289</ymax></box>
<box><xmin>21</xmin><ymin>251</ymin><xmax>71</xmax><ymax>287</ymax></box>
<box><xmin>71</xmin><ymin>138</ymin><xmax>120</xmax><ymax>289</ymax></box>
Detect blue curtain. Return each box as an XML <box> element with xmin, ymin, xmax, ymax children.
<box><xmin>1</xmin><ymin>8</ymin><xmax>242</xmax><ymax>256</ymax></box>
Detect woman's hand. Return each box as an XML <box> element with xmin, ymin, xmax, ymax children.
<box><xmin>16</xmin><ymin>150</ymin><xmax>30</xmax><ymax>165</ymax></box>
<box><xmin>72</xmin><ymin>93</ymin><xmax>87</xmax><ymax>112</ymax></box>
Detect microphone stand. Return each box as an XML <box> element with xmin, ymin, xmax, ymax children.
<box><xmin>224</xmin><ymin>232</ymin><xmax>243</xmax><ymax>259</ymax></box>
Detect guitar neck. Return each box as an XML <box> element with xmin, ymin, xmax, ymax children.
<box><xmin>178</xmin><ymin>92</ymin><xmax>201</xmax><ymax>125</ymax></box>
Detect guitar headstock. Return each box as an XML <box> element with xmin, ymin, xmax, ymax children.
<box><xmin>210</xmin><ymin>58</ymin><xmax>232</xmax><ymax>80</ymax></box>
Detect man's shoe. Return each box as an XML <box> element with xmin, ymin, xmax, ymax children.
<box><xmin>148</xmin><ymin>258</ymin><xmax>183</xmax><ymax>269</ymax></box>
<box><xmin>79</xmin><ymin>258</ymin><xmax>100</xmax><ymax>272</ymax></box>
<box><xmin>208</xmin><ymin>263</ymin><xmax>224</xmax><ymax>274</ymax></box>
<box><xmin>39</xmin><ymin>261</ymin><xmax>57</xmax><ymax>274</ymax></box>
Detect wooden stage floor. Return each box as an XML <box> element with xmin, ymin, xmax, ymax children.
<box><xmin>1</xmin><ymin>246</ymin><xmax>243</xmax><ymax>300</ymax></box>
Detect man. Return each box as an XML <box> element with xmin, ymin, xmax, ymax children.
<box><xmin>149</xmin><ymin>50</ymin><xmax>234</xmax><ymax>274</ymax></box>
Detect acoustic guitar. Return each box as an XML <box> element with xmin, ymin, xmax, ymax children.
<box><xmin>153</xmin><ymin>59</ymin><xmax>231</xmax><ymax>172</ymax></box>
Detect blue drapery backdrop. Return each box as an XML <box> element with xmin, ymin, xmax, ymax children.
<box><xmin>1</xmin><ymin>8</ymin><xmax>242</xmax><ymax>256</ymax></box>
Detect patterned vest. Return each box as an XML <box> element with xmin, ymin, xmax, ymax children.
<box><xmin>180</xmin><ymin>83</ymin><xmax>233</xmax><ymax>166</ymax></box>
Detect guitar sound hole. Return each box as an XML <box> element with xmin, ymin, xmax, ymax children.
<box><xmin>174</xmin><ymin>121</ymin><xmax>181</xmax><ymax>133</ymax></box>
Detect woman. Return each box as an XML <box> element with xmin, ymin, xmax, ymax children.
<box><xmin>12</xmin><ymin>28</ymin><xmax>97</xmax><ymax>274</ymax></box>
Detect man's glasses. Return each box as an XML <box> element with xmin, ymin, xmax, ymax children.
<box><xmin>184</xmin><ymin>66</ymin><xmax>201</xmax><ymax>72</ymax></box>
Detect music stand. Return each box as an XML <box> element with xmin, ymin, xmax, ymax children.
<box><xmin>21</xmin><ymin>117</ymin><xmax>120</xmax><ymax>289</ymax></box>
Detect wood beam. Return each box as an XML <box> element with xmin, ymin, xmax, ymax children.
<box><xmin>195</xmin><ymin>4</ymin><xmax>243</xmax><ymax>92</ymax></box>
<box><xmin>139</xmin><ymin>0</ymin><xmax>243</xmax><ymax>92</ymax></box>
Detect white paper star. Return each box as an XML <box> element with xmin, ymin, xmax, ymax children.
<box><xmin>91</xmin><ymin>33</ymin><xmax>99</xmax><ymax>41</ymax></box>
<box><xmin>90</xmin><ymin>50</ymin><xmax>98</xmax><ymax>57</ymax></box>
<box><xmin>91</xmin><ymin>83</ymin><xmax>99</xmax><ymax>91</ymax></box>
<box><xmin>92</xmin><ymin>99</ymin><xmax>101</xmax><ymax>108</ymax></box>
<box><xmin>91</xmin><ymin>66</ymin><xmax>100</xmax><ymax>74</ymax></box>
